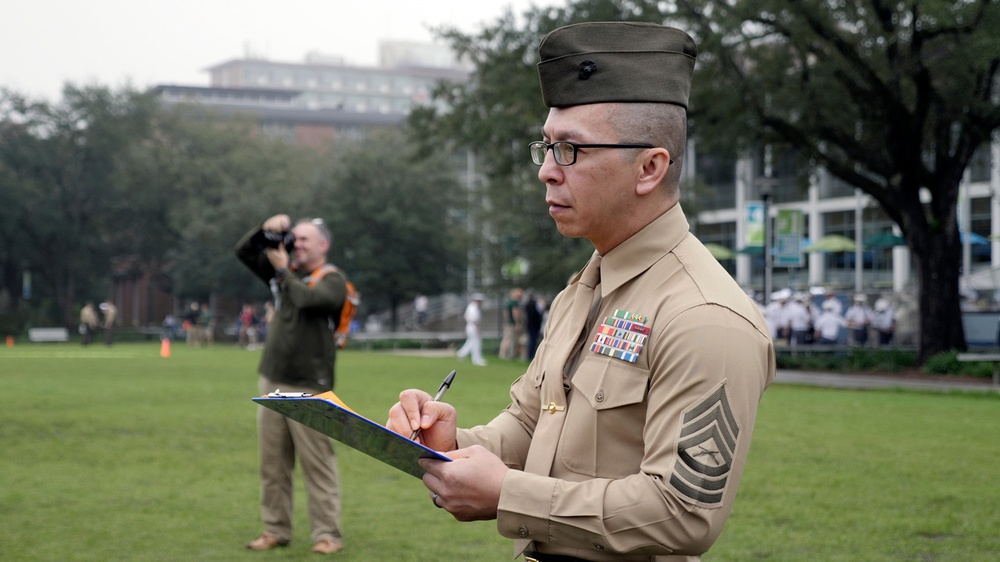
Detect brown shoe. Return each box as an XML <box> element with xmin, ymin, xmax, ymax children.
<box><xmin>246</xmin><ymin>532</ymin><xmax>289</xmax><ymax>551</ymax></box>
<box><xmin>311</xmin><ymin>539</ymin><xmax>343</xmax><ymax>554</ymax></box>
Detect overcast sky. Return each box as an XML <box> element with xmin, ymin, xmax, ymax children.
<box><xmin>1</xmin><ymin>0</ymin><xmax>566</xmax><ymax>102</ymax></box>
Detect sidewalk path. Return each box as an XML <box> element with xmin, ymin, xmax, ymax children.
<box><xmin>777</xmin><ymin>370</ymin><xmax>999</xmax><ymax>394</ymax></box>
<box><xmin>382</xmin><ymin>347</ymin><xmax>998</xmax><ymax>394</ymax></box>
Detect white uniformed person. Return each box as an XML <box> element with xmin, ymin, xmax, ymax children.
<box><xmin>387</xmin><ymin>21</ymin><xmax>775</xmax><ymax>562</ymax></box>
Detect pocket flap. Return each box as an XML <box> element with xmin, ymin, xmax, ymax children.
<box><xmin>571</xmin><ymin>359</ymin><xmax>649</xmax><ymax>410</ymax></box>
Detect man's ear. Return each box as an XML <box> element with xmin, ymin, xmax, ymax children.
<box><xmin>636</xmin><ymin>148</ymin><xmax>671</xmax><ymax>196</ymax></box>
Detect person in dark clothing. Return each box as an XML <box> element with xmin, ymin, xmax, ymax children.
<box><xmin>236</xmin><ymin>214</ymin><xmax>348</xmax><ymax>555</ymax></box>
<box><xmin>523</xmin><ymin>291</ymin><xmax>544</xmax><ymax>360</ymax></box>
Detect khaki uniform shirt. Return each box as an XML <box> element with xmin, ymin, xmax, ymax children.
<box><xmin>80</xmin><ymin>305</ymin><xmax>98</xmax><ymax>328</ymax></box>
<box><xmin>457</xmin><ymin>205</ymin><xmax>775</xmax><ymax>561</ymax></box>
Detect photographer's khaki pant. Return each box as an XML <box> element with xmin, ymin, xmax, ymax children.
<box><xmin>256</xmin><ymin>377</ymin><xmax>343</xmax><ymax>545</ymax></box>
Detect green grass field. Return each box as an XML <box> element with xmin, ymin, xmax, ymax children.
<box><xmin>2</xmin><ymin>343</ymin><xmax>998</xmax><ymax>561</ymax></box>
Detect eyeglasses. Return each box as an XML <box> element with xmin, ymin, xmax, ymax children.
<box><xmin>529</xmin><ymin>140</ymin><xmax>659</xmax><ymax>166</ymax></box>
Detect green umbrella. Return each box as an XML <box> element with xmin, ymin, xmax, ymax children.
<box><xmin>864</xmin><ymin>232</ymin><xmax>906</xmax><ymax>248</ymax></box>
<box><xmin>704</xmin><ymin>243</ymin><xmax>735</xmax><ymax>260</ymax></box>
<box><xmin>737</xmin><ymin>245</ymin><xmax>763</xmax><ymax>255</ymax></box>
<box><xmin>803</xmin><ymin>234</ymin><xmax>856</xmax><ymax>253</ymax></box>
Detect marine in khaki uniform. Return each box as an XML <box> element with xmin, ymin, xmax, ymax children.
<box><xmin>388</xmin><ymin>21</ymin><xmax>775</xmax><ymax>562</ymax></box>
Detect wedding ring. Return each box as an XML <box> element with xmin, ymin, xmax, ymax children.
<box><xmin>431</xmin><ymin>493</ymin><xmax>442</xmax><ymax>508</ymax></box>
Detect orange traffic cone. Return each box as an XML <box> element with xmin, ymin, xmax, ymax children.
<box><xmin>5</xmin><ymin>335</ymin><xmax>13</xmax><ymax>347</ymax></box>
<box><xmin>160</xmin><ymin>337</ymin><xmax>171</xmax><ymax>358</ymax></box>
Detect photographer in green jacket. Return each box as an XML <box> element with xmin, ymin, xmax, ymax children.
<box><xmin>235</xmin><ymin>213</ymin><xmax>347</xmax><ymax>555</ymax></box>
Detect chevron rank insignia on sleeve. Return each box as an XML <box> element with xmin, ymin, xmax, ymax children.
<box><xmin>668</xmin><ymin>381</ymin><xmax>741</xmax><ymax>508</ymax></box>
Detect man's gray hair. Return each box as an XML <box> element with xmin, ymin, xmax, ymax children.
<box><xmin>297</xmin><ymin>218</ymin><xmax>332</xmax><ymax>244</ymax></box>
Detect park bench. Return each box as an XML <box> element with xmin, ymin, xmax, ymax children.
<box><xmin>27</xmin><ymin>327</ymin><xmax>70</xmax><ymax>343</ymax></box>
<box><xmin>955</xmin><ymin>353</ymin><xmax>1000</xmax><ymax>388</ymax></box>
<box><xmin>350</xmin><ymin>330</ymin><xmax>467</xmax><ymax>351</ymax></box>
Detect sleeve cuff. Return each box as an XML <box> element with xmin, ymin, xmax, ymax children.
<box><xmin>496</xmin><ymin>470</ymin><xmax>556</xmax><ymax>542</ymax></box>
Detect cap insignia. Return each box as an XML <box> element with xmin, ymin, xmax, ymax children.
<box><xmin>578</xmin><ymin>59</ymin><xmax>597</xmax><ymax>80</ymax></box>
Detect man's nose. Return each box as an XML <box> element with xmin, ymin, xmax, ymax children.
<box><xmin>537</xmin><ymin>153</ymin><xmax>562</xmax><ymax>185</ymax></box>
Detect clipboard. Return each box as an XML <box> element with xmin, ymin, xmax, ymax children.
<box><xmin>252</xmin><ymin>391</ymin><xmax>451</xmax><ymax>478</ymax></box>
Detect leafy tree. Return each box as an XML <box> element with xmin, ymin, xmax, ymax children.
<box><xmin>153</xmin><ymin>105</ymin><xmax>323</xmax><ymax>304</ymax></box>
<box><xmin>674</xmin><ymin>0</ymin><xmax>1000</xmax><ymax>361</ymax></box>
<box><xmin>414</xmin><ymin>0</ymin><xmax>999</xmax><ymax>362</ymax></box>
<box><xmin>311</xmin><ymin>128</ymin><xmax>465</xmax><ymax>329</ymax></box>
<box><xmin>0</xmin><ymin>117</ymin><xmax>35</xmax><ymax>321</ymax></box>
<box><xmin>0</xmin><ymin>86</ymin><xmax>161</xmax><ymax>327</ymax></box>
<box><xmin>0</xmin><ymin>87</ymin><xmax>327</xmax><ymax>330</ymax></box>
<box><xmin>410</xmin><ymin>0</ymin><xmax>666</xmax><ymax>294</ymax></box>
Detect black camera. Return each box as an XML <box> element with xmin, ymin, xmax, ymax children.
<box><xmin>261</xmin><ymin>230</ymin><xmax>296</xmax><ymax>250</ymax></box>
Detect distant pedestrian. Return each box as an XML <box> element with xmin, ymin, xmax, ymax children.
<box><xmin>821</xmin><ymin>289</ymin><xmax>843</xmax><ymax>317</ymax></box>
<box><xmin>764</xmin><ymin>290</ymin><xmax>789</xmax><ymax>342</ymax></box>
<box><xmin>498</xmin><ymin>288</ymin><xmax>524</xmax><ymax>360</ymax></box>
<box><xmin>198</xmin><ymin>303</ymin><xmax>214</xmax><ymax>346</ymax></box>
<box><xmin>785</xmin><ymin>293</ymin><xmax>812</xmax><ymax>346</ymax></box>
<box><xmin>80</xmin><ymin>302</ymin><xmax>98</xmax><ymax>346</ymax></box>
<box><xmin>871</xmin><ymin>298</ymin><xmax>896</xmax><ymax>346</ymax></box>
<box><xmin>100</xmin><ymin>302</ymin><xmax>117</xmax><ymax>346</ymax></box>
<box><xmin>184</xmin><ymin>302</ymin><xmax>201</xmax><ymax>347</ymax></box>
<box><xmin>238</xmin><ymin>304</ymin><xmax>257</xmax><ymax>348</ymax></box>
<box><xmin>456</xmin><ymin>293</ymin><xmax>487</xmax><ymax>366</ymax></box>
<box><xmin>162</xmin><ymin>314</ymin><xmax>181</xmax><ymax>341</ymax></box>
<box><xmin>522</xmin><ymin>291</ymin><xmax>544</xmax><ymax>360</ymax></box>
<box><xmin>845</xmin><ymin>294</ymin><xmax>872</xmax><ymax>346</ymax></box>
<box><xmin>813</xmin><ymin>300</ymin><xmax>846</xmax><ymax>344</ymax></box>
<box><xmin>414</xmin><ymin>294</ymin><xmax>428</xmax><ymax>327</ymax></box>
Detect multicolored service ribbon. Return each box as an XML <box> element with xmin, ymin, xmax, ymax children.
<box><xmin>589</xmin><ymin>309</ymin><xmax>649</xmax><ymax>363</ymax></box>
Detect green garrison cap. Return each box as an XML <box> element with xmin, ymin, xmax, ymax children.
<box><xmin>537</xmin><ymin>21</ymin><xmax>698</xmax><ymax>109</ymax></box>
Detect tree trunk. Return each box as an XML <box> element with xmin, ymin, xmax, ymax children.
<box><xmin>912</xmin><ymin>233</ymin><xmax>966</xmax><ymax>363</ymax></box>
<box><xmin>389</xmin><ymin>294</ymin><xmax>400</xmax><ymax>332</ymax></box>
<box><xmin>59</xmin><ymin>272</ymin><xmax>76</xmax><ymax>329</ymax></box>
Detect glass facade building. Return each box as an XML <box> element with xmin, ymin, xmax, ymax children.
<box><xmin>686</xmin><ymin>142</ymin><xmax>999</xmax><ymax>296</ymax></box>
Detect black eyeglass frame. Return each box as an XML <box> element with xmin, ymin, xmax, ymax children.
<box><xmin>529</xmin><ymin>140</ymin><xmax>672</xmax><ymax>166</ymax></box>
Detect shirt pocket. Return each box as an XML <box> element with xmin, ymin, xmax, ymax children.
<box><xmin>557</xmin><ymin>358</ymin><xmax>650</xmax><ymax>478</ymax></box>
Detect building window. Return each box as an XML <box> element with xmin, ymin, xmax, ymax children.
<box><xmin>970</xmin><ymin>196</ymin><xmax>992</xmax><ymax>265</ymax></box>
<box><xmin>259</xmin><ymin>122</ymin><xmax>296</xmax><ymax>144</ymax></box>
<box><xmin>822</xmin><ymin>175</ymin><xmax>857</xmax><ymax>200</ymax></box>
<box><xmin>693</xmin><ymin>149</ymin><xmax>737</xmax><ymax>211</ymax></box>
<box><xmin>969</xmin><ymin>145</ymin><xmax>992</xmax><ymax>183</ymax></box>
<box><xmin>694</xmin><ymin>221</ymin><xmax>737</xmax><ymax>276</ymax></box>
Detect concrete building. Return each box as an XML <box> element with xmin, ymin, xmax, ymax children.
<box><xmin>152</xmin><ymin>41</ymin><xmax>469</xmax><ymax>149</ymax></box>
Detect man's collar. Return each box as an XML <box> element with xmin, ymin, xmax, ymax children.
<box><xmin>596</xmin><ymin>204</ymin><xmax>689</xmax><ymax>296</ymax></box>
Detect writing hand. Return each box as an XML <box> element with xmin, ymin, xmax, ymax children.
<box><xmin>386</xmin><ymin>389</ymin><xmax>458</xmax><ymax>452</ymax></box>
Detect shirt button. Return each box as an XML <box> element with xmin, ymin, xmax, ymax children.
<box><xmin>595</xmin><ymin>390</ymin><xmax>605</xmax><ymax>403</ymax></box>
<box><xmin>518</xmin><ymin>526</ymin><xmax>529</xmax><ymax>537</ymax></box>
